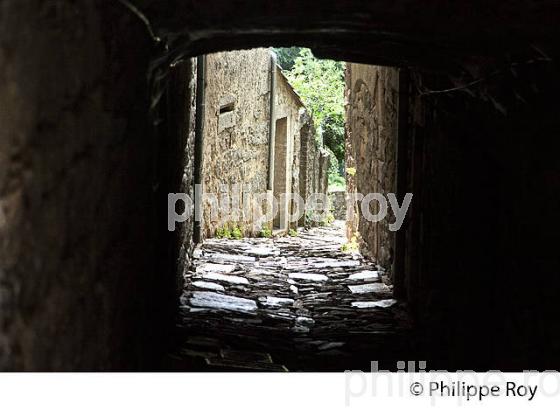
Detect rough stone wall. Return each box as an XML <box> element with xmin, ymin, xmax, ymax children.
<box><xmin>345</xmin><ymin>64</ymin><xmax>399</xmax><ymax>269</ymax></box>
<box><xmin>329</xmin><ymin>190</ymin><xmax>347</xmax><ymax>220</ymax></box>
<box><xmin>298</xmin><ymin>112</ymin><xmax>313</xmax><ymax>201</ymax></box>
<box><xmin>168</xmin><ymin>60</ymin><xmax>197</xmax><ymax>289</ymax></box>
<box><xmin>0</xmin><ymin>1</ymin><xmax>186</xmax><ymax>370</ymax></box>
<box><xmin>275</xmin><ymin>68</ymin><xmax>306</xmax><ymax>230</ymax></box>
<box><xmin>201</xmin><ymin>49</ymin><xmax>272</xmax><ymax>237</ymax></box>
<box><xmin>317</xmin><ymin>151</ymin><xmax>330</xmax><ymax>197</ymax></box>
<box><xmin>344</xmin><ymin>62</ymin><xmax>560</xmax><ymax>369</ymax></box>
<box><xmin>299</xmin><ymin>111</ymin><xmax>318</xmax><ymax>199</ymax></box>
<box><xmin>344</xmin><ymin>61</ymin><xmax>560</xmax><ymax>369</ymax></box>
<box><xmin>297</xmin><ymin>110</ymin><xmax>331</xmax><ymax>226</ymax></box>
<box><xmin>201</xmin><ymin>52</ymin><xmax>312</xmax><ymax>235</ymax></box>
<box><xmin>298</xmin><ymin>111</ymin><xmax>316</xmax><ymax>225</ymax></box>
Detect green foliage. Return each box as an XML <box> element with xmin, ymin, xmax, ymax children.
<box><xmin>216</xmin><ymin>223</ymin><xmax>243</xmax><ymax>239</ymax></box>
<box><xmin>284</xmin><ymin>49</ymin><xmax>346</xmax><ymax>193</ymax></box>
<box><xmin>304</xmin><ymin>210</ymin><xmax>315</xmax><ymax>228</ymax></box>
<box><xmin>284</xmin><ymin>49</ymin><xmax>345</xmax><ymax>163</ymax></box>
<box><xmin>259</xmin><ymin>226</ymin><xmax>273</xmax><ymax>238</ymax></box>
<box><xmin>327</xmin><ymin>148</ymin><xmax>346</xmax><ymax>191</ymax></box>
<box><xmin>322</xmin><ymin>115</ymin><xmax>345</xmax><ymax>164</ymax></box>
<box><xmin>274</xmin><ymin>47</ymin><xmax>303</xmax><ymax>71</ymax></box>
<box><xmin>320</xmin><ymin>213</ymin><xmax>335</xmax><ymax>226</ymax></box>
<box><xmin>328</xmin><ymin>173</ymin><xmax>346</xmax><ymax>191</ymax></box>
<box><xmin>232</xmin><ymin>225</ymin><xmax>243</xmax><ymax>240</ymax></box>
<box><xmin>216</xmin><ymin>225</ymin><xmax>232</xmax><ymax>239</ymax></box>
<box><xmin>288</xmin><ymin>228</ymin><xmax>298</xmax><ymax>237</ymax></box>
<box><xmin>341</xmin><ymin>235</ymin><xmax>360</xmax><ymax>253</ymax></box>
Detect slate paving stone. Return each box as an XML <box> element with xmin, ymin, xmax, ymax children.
<box><xmin>348</xmin><ymin>283</ymin><xmax>390</xmax><ymax>294</ymax></box>
<box><xmin>192</xmin><ymin>281</ymin><xmax>226</xmax><ymax>291</ymax></box>
<box><xmin>348</xmin><ymin>270</ymin><xmax>381</xmax><ymax>281</ymax></box>
<box><xmin>189</xmin><ymin>291</ymin><xmax>258</xmax><ymax>313</ymax></box>
<box><xmin>288</xmin><ymin>272</ymin><xmax>329</xmax><ymax>281</ymax></box>
<box><xmin>196</xmin><ymin>263</ymin><xmax>237</xmax><ymax>273</ymax></box>
<box><xmin>259</xmin><ymin>296</ymin><xmax>295</xmax><ymax>307</ymax></box>
<box><xmin>352</xmin><ymin>299</ymin><xmax>398</xmax><ymax>309</ymax></box>
<box><xmin>172</xmin><ymin>224</ymin><xmax>413</xmax><ymax>371</ymax></box>
<box><xmin>200</xmin><ymin>272</ymin><xmax>250</xmax><ymax>285</ymax></box>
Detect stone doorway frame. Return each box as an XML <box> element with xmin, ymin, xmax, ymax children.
<box><xmin>273</xmin><ymin>116</ymin><xmax>290</xmax><ymax>230</ymax></box>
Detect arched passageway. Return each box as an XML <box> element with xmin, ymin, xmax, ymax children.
<box><xmin>1</xmin><ymin>0</ymin><xmax>559</xmax><ymax>371</ymax></box>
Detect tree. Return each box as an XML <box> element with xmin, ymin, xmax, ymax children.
<box><xmin>283</xmin><ymin>49</ymin><xmax>345</xmax><ymax>165</ymax></box>
<box><xmin>274</xmin><ymin>47</ymin><xmax>303</xmax><ymax>71</ymax></box>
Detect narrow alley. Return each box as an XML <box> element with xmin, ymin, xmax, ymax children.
<box><xmin>169</xmin><ymin>222</ymin><xmax>412</xmax><ymax>371</ymax></box>
<box><xmin>2</xmin><ymin>1</ymin><xmax>560</xmax><ymax>376</ymax></box>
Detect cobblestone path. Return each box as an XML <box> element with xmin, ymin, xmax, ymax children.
<box><xmin>168</xmin><ymin>223</ymin><xmax>413</xmax><ymax>371</ymax></box>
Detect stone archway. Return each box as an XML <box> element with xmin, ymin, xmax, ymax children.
<box><xmin>1</xmin><ymin>0</ymin><xmax>560</xmax><ymax>371</ymax></box>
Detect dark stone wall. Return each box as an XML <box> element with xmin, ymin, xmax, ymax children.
<box><xmin>0</xmin><ymin>0</ymin><xmax>189</xmax><ymax>370</ymax></box>
<box><xmin>345</xmin><ymin>61</ymin><xmax>560</xmax><ymax>370</ymax></box>
<box><xmin>166</xmin><ymin>59</ymin><xmax>197</xmax><ymax>314</ymax></box>
<box><xmin>141</xmin><ymin>0</ymin><xmax>560</xmax><ymax>72</ymax></box>
<box><xmin>402</xmin><ymin>63</ymin><xmax>560</xmax><ymax>370</ymax></box>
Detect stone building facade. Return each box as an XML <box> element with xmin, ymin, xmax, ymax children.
<box><xmin>345</xmin><ymin>64</ymin><xmax>399</xmax><ymax>269</ymax></box>
<box><xmin>298</xmin><ymin>110</ymin><xmax>330</xmax><ymax>225</ymax></box>
<box><xmin>201</xmin><ymin>49</ymin><xmax>329</xmax><ymax>238</ymax></box>
<box><xmin>328</xmin><ymin>190</ymin><xmax>347</xmax><ymax>220</ymax></box>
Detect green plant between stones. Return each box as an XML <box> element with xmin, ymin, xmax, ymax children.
<box><xmin>216</xmin><ymin>224</ymin><xmax>232</xmax><ymax>239</ymax></box>
<box><xmin>259</xmin><ymin>227</ymin><xmax>273</xmax><ymax>238</ymax></box>
<box><xmin>341</xmin><ymin>235</ymin><xmax>360</xmax><ymax>253</ymax></box>
<box><xmin>232</xmin><ymin>225</ymin><xmax>243</xmax><ymax>240</ymax></box>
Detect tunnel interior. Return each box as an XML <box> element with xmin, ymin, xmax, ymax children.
<box><xmin>0</xmin><ymin>1</ymin><xmax>559</xmax><ymax>371</ymax></box>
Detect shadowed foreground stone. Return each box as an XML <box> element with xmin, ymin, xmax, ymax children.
<box><xmin>171</xmin><ymin>223</ymin><xmax>413</xmax><ymax>371</ymax></box>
